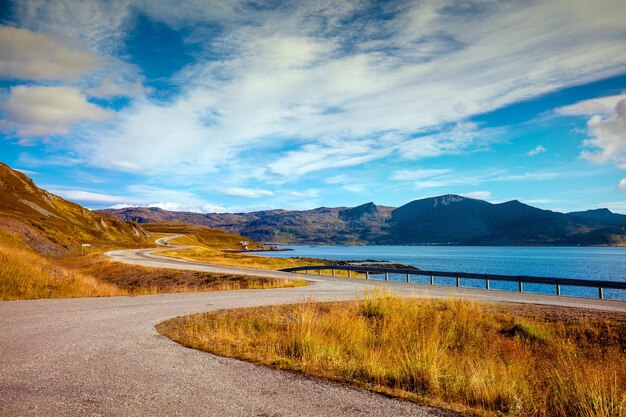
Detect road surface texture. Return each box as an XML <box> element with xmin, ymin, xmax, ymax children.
<box><xmin>1</xmin><ymin>237</ymin><xmax>624</xmax><ymax>416</ymax></box>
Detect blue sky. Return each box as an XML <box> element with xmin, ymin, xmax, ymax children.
<box><xmin>0</xmin><ymin>0</ymin><xmax>625</xmax><ymax>213</ymax></box>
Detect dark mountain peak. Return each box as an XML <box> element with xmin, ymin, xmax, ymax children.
<box><xmin>566</xmin><ymin>208</ymin><xmax>626</xmax><ymax>226</ymax></box>
<box><xmin>574</xmin><ymin>208</ymin><xmax>612</xmax><ymax>215</ymax></box>
<box><xmin>339</xmin><ymin>202</ymin><xmax>381</xmax><ymax>221</ymax></box>
<box><xmin>347</xmin><ymin>201</ymin><xmax>378</xmax><ymax>214</ymax></box>
<box><xmin>395</xmin><ymin>194</ymin><xmax>487</xmax><ymax>214</ymax></box>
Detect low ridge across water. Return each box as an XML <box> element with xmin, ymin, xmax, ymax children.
<box><xmin>257</xmin><ymin>245</ymin><xmax>626</xmax><ymax>300</ymax></box>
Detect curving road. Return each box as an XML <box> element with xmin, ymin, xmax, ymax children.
<box><xmin>1</xmin><ymin>237</ymin><xmax>624</xmax><ymax>417</ymax></box>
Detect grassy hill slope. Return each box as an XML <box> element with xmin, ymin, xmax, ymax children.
<box><xmin>0</xmin><ymin>162</ymin><xmax>149</xmax><ymax>257</ymax></box>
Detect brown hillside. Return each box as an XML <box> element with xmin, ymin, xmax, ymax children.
<box><xmin>0</xmin><ymin>162</ymin><xmax>148</xmax><ymax>257</ymax></box>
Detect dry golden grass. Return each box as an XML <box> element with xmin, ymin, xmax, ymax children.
<box><xmin>0</xmin><ymin>231</ymin><xmax>123</xmax><ymax>300</ymax></box>
<box><xmin>60</xmin><ymin>254</ymin><xmax>307</xmax><ymax>295</ymax></box>
<box><xmin>0</xmin><ymin>230</ymin><xmax>306</xmax><ymax>301</ymax></box>
<box><xmin>158</xmin><ymin>293</ymin><xmax>626</xmax><ymax>417</ymax></box>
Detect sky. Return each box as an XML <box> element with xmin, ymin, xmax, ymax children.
<box><xmin>0</xmin><ymin>0</ymin><xmax>625</xmax><ymax>214</ymax></box>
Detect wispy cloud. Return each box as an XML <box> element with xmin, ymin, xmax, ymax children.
<box><xmin>392</xmin><ymin>168</ymin><xmax>572</xmax><ymax>189</ymax></box>
<box><xmin>527</xmin><ymin>145</ymin><xmax>546</xmax><ymax>156</ymax></box>
<box><xmin>462</xmin><ymin>191</ymin><xmax>492</xmax><ymax>200</ymax></box>
<box><xmin>215</xmin><ymin>187</ymin><xmax>275</xmax><ymax>198</ymax></box>
<box><xmin>48</xmin><ymin>184</ymin><xmax>226</xmax><ymax>213</ymax></box>
<box><xmin>391</xmin><ymin>168</ymin><xmax>453</xmax><ymax>181</ymax></box>
<box><xmin>48</xmin><ymin>189</ymin><xmax>130</xmax><ymax>204</ymax></box>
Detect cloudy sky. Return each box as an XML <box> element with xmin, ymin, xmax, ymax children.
<box><xmin>1</xmin><ymin>0</ymin><xmax>625</xmax><ymax>213</ymax></box>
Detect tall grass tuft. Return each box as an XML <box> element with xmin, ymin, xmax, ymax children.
<box><xmin>158</xmin><ymin>293</ymin><xmax>626</xmax><ymax>417</ymax></box>
<box><xmin>0</xmin><ymin>234</ymin><xmax>124</xmax><ymax>300</ymax></box>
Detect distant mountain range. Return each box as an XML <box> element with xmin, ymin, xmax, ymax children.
<box><xmin>103</xmin><ymin>195</ymin><xmax>626</xmax><ymax>246</ymax></box>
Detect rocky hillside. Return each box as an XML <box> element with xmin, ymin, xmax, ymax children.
<box><xmin>103</xmin><ymin>195</ymin><xmax>626</xmax><ymax>246</ymax></box>
<box><xmin>104</xmin><ymin>203</ymin><xmax>395</xmax><ymax>244</ymax></box>
<box><xmin>0</xmin><ymin>163</ymin><xmax>149</xmax><ymax>256</ymax></box>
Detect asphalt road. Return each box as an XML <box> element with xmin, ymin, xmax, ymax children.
<box><xmin>1</xmin><ymin>237</ymin><xmax>624</xmax><ymax>416</ymax></box>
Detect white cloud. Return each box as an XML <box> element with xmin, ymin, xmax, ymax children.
<box><xmin>49</xmin><ymin>184</ymin><xmax>226</xmax><ymax>213</ymax></box>
<box><xmin>528</xmin><ymin>145</ymin><xmax>546</xmax><ymax>156</ymax></box>
<box><xmin>0</xmin><ymin>26</ymin><xmax>100</xmax><ymax>80</ymax></box>
<box><xmin>14</xmin><ymin>168</ymin><xmax>39</xmax><ymax>175</ymax></box>
<box><xmin>146</xmin><ymin>202</ymin><xmax>226</xmax><ymax>213</ymax></box>
<box><xmin>391</xmin><ymin>168</ymin><xmax>453</xmax><ymax>181</ymax></box>
<box><xmin>48</xmin><ymin>189</ymin><xmax>131</xmax><ymax>204</ymax></box>
<box><xmin>215</xmin><ymin>187</ymin><xmax>275</xmax><ymax>198</ymax></box>
<box><xmin>2</xmin><ymin>86</ymin><xmax>112</xmax><ymax>137</ymax></box>
<box><xmin>342</xmin><ymin>184</ymin><xmax>366</xmax><ymax>193</ymax></box>
<box><xmin>397</xmin><ymin>123</ymin><xmax>501</xmax><ymax>160</ymax></box>
<box><xmin>619</xmin><ymin>178</ymin><xmax>626</xmax><ymax>191</ymax></box>
<box><xmin>463</xmin><ymin>191</ymin><xmax>492</xmax><ymax>200</ymax></box>
<box><xmin>580</xmin><ymin>98</ymin><xmax>626</xmax><ymax>169</ymax></box>
<box><xmin>9</xmin><ymin>0</ymin><xmax>626</xmax><ymax>179</ymax></box>
<box><xmin>556</xmin><ymin>94</ymin><xmax>626</xmax><ymax>116</ymax></box>
<box><xmin>267</xmin><ymin>137</ymin><xmax>393</xmax><ymax>177</ymax></box>
<box><xmin>324</xmin><ymin>175</ymin><xmax>350</xmax><ymax>185</ymax></box>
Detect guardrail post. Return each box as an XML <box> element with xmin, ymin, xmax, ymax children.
<box><xmin>486</xmin><ymin>278</ymin><xmax>490</xmax><ymax>290</ymax></box>
<box><xmin>317</xmin><ymin>269</ymin><xmax>321</xmax><ymax>275</ymax></box>
<box><xmin>332</xmin><ymin>269</ymin><xmax>335</xmax><ymax>277</ymax></box>
<box><xmin>365</xmin><ymin>271</ymin><xmax>369</xmax><ymax>280</ymax></box>
<box><xmin>429</xmin><ymin>274</ymin><xmax>434</xmax><ymax>285</ymax></box>
<box><xmin>518</xmin><ymin>280</ymin><xmax>523</xmax><ymax>293</ymax></box>
<box><xmin>556</xmin><ymin>284</ymin><xmax>561</xmax><ymax>296</ymax></box>
<box><xmin>406</xmin><ymin>273</ymin><xmax>410</xmax><ymax>283</ymax></box>
<box><xmin>599</xmin><ymin>287</ymin><xmax>604</xmax><ymax>299</ymax></box>
<box><xmin>455</xmin><ymin>275</ymin><xmax>460</xmax><ymax>287</ymax></box>
<box><xmin>348</xmin><ymin>270</ymin><xmax>351</xmax><ymax>278</ymax></box>
<box><xmin>385</xmin><ymin>272</ymin><xmax>389</xmax><ymax>281</ymax></box>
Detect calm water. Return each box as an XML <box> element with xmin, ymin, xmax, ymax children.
<box><xmin>257</xmin><ymin>245</ymin><xmax>626</xmax><ymax>300</ymax></box>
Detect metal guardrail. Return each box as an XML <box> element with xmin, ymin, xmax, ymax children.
<box><xmin>281</xmin><ymin>265</ymin><xmax>626</xmax><ymax>300</ymax></box>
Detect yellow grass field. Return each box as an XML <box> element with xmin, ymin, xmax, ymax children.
<box><xmin>0</xmin><ymin>231</ymin><xmax>123</xmax><ymax>300</ymax></box>
<box><xmin>158</xmin><ymin>293</ymin><xmax>626</xmax><ymax>417</ymax></box>
<box><xmin>0</xmin><ymin>230</ymin><xmax>306</xmax><ymax>301</ymax></box>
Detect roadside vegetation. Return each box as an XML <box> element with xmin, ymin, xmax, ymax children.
<box><xmin>0</xmin><ymin>230</ymin><xmax>306</xmax><ymax>301</ymax></box>
<box><xmin>60</xmin><ymin>255</ymin><xmax>307</xmax><ymax>295</ymax></box>
<box><xmin>148</xmin><ymin>222</ymin><xmax>365</xmax><ymax>276</ymax></box>
<box><xmin>158</xmin><ymin>293</ymin><xmax>626</xmax><ymax>417</ymax></box>
<box><xmin>0</xmin><ymin>230</ymin><xmax>123</xmax><ymax>300</ymax></box>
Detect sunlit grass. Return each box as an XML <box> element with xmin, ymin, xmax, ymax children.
<box><xmin>158</xmin><ymin>293</ymin><xmax>626</xmax><ymax>417</ymax></box>
<box><xmin>0</xmin><ymin>231</ymin><xmax>123</xmax><ymax>300</ymax></box>
<box><xmin>0</xmin><ymin>230</ymin><xmax>306</xmax><ymax>301</ymax></box>
<box><xmin>60</xmin><ymin>254</ymin><xmax>307</xmax><ymax>295</ymax></box>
